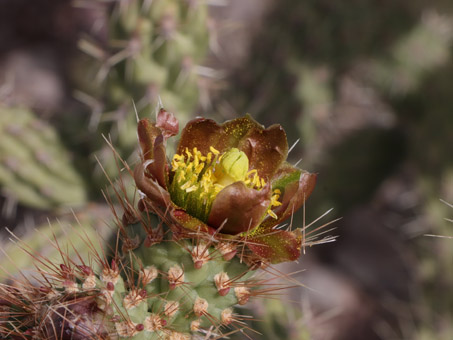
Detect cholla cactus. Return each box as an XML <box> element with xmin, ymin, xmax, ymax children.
<box><xmin>0</xmin><ymin>105</ymin><xmax>87</xmax><ymax>210</ymax></box>
<box><xmin>0</xmin><ymin>110</ymin><xmax>326</xmax><ymax>339</ymax></box>
<box><xmin>75</xmin><ymin>0</ymin><xmax>211</xmax><ymax>186</ymax></box>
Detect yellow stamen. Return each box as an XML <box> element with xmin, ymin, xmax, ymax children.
<box><xmin>168</xmin><ymin>146</ymin><xmax>276</xmax><ymax>224</ymax></box>
<box><xmin>210</xmin><ymin>146</ymin><xmax>219</xmax><ymax>155</ymax></box>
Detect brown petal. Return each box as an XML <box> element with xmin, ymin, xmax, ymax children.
<box><xmin>134</xmin><ymin>162</ymin><xmax>171</xmax><ymax>208</ymax></box>
<box><xmin>177</xmin><ymin>115</ymin><xmax>286</xmax><ymax>171</ymax></box>
<box><xmin>137</xmin><ymin>119</ymin><xmax>162</xmax><ymax>160</ymax></box>
<box><xmin>264</xmin><ymin>170</ymin><xmax>317</xmax><ymax>230</ymax></box>
<box><xmin>156</xmin><ymin>108</ymin><xmax>179</xmax><ymax>139</ymax></box>
<box><xmin>217</xmin><ymin>115</ymin><xmax>264</xmax><ymax>152</ymax></box>
<box><xmin>207</xmin><ymin>182</ymin><xmax>271</xmax><ymax>235</ymax></box>
<box><xmin>247</xmin><ymin>229</ymin><xmax>302</xmax><ymax>264</ymax></box>
<box><xmin>237</xmin><ymin>123</ymin><xmax>288</xmax><ymax>179</ymax></box>
<box><xmin>177</xmin><ymin>118</ymin><xmax>223</xmax><ymax>156</ymax></box>
<box><xmin>171</xmin><ymin>208</ymin><xmax>215</xmax><ymax>235</ymax></box>
<box><xmin>145</xmin><ymin>134</ymin><xmax>167</xmax><ymax>188</ymax></box>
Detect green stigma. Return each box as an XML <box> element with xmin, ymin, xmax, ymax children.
<box><xmin>215</xmin><ymin>148</ymin><xmax>249</xmax><ymax>186</ymax></box>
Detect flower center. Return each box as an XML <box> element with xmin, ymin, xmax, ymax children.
<box><xmin>169</xmin><ymin>147</ymin><xmax>281</xmax><ymax>224</ymax></box>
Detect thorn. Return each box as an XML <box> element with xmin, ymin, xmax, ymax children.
<box><xmin>132</xmin><ymin>98</ymin><xmax>140</xmax><ymax>123</ymax></box>
<box><xmin>288</xmin><ymin>138</ymin><xmax>300</xmax><ymax>155</ymax></box>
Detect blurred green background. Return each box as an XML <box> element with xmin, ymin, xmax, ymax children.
<box><xmin>0</xmin><ymin>0</ymin><xmax>452</xmax><ymax>339</ymax></box>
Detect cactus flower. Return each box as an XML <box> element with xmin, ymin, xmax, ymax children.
<box><xmin>135</xmin><ymin>109</ymin><xmax>317</xmax><ymax>264</ymax></box>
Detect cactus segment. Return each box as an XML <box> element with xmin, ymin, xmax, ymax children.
<box><xmin>0</xmin><ymin>106</ymin><xmax>87</xmax><ymax>209</ymax></box>
<box><xmin>74</xmin><ymin>0</ymin><xmax>211</xmax><ymax>187</ymax></box>
<box><xmin>0</xmin><ymin>204</ymin><xmax>258</xmax><ymax>339</ymax></box>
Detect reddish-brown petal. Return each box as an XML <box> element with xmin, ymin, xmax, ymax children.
<box><xmin>134</xmin><ymin>162</ymin><xmax>171</xmax><ymax>208</ymax></box>
<box><xmin>247</xmin><ymin>228</ymin><xmax>302</xmax><ymax>264</ymax></box>
<box><xmin>177</xmin><ymin>118</ymin><xmax>223</xmax><ymax>156</ymax></box>
<box><xmin>262</xmin><ymin>169</ymin><xmax>317</xmax><ymax>230</ymax></box>
<box><xmin>156</xmin><ymin>108</ymin><xmax>179</xmax><ymax>139</ymax></box>
<box><xmin>177</xmin><ymin>115</ymin><xmax>287</xmax><ymax>176</ymax></box>
<box><xmin>171</xmin><ymin>208</ymin><xmax>215</xmax><ymax>234</ymax></box>
<box><xmin>217</xmin><ymin>115</ymin><xmax>264</xmax><ymax>152</ymax></box>
<box><xmin>278</xmin><ymin>172</ymin><xmax>317</xmax><ymax>221</ymax></box>
<box><xmin>137</xmin><ymin>119</ymin><xmax>162</xmax><ymax>160</ymax></box>
<box><xmin>237</xmin><ymin>123</ymin><xmax>288</xmax><ymax>179</ymax></box>
<box><xmin>207</xmin><ymin>182</ymin><xmax>271</xmax><ymax>235</ymax></box>
<box><xmin>145</xmin><ymin>134</ymin><xmax>167</xmax><ymax>188</ymax></box>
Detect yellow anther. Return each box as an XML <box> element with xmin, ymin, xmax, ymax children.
<box><xmin>247</xmin><ymin>169</ymin><xmax>258</xmax><ymax>176</ymax></box>
<box><xmin>169</xmin><ymin>146</ymin><xmax>271</xmax><ymax>223</ymax></box>
<box><xmin>185</xmin><ymin>185</ymin><xmax>198</xmax><ymax>193</ymax></box>
<box><xmin>271</xmin><ymin>195</ymin><xmax>282</xmax><ymax>207</ymax></box>
<box><xmin>268</xmin><ymin>210</ymin><xmax>278</xmax><ymax>219</ymax></box>
<box><xmin>181</xmin><ymin>181</ymin><xmax>193</xmax><ymax>190</ymax></box>
<box><xmin>210</xmin><ymin>146</ymin><xmax>220</xmax><ymax>155</ymax></box>
<box><xmin>185</xmin><ymin>148</ymin><xmax>192</xmax><ymax>159</ymax></box>
<box><xmin>195</xmin><ymin>163</ymin><xmax>204</xmax><ymax>174</ymax></box>
<box><xmin>252</xmin><ymin>175</ymin><xmax>260</xmax><ymax>187</ymax></box>
<box><xmin>177</xmin><ymin>170</ymin><xmax>186</xmax><ymax>182</ymax></box>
